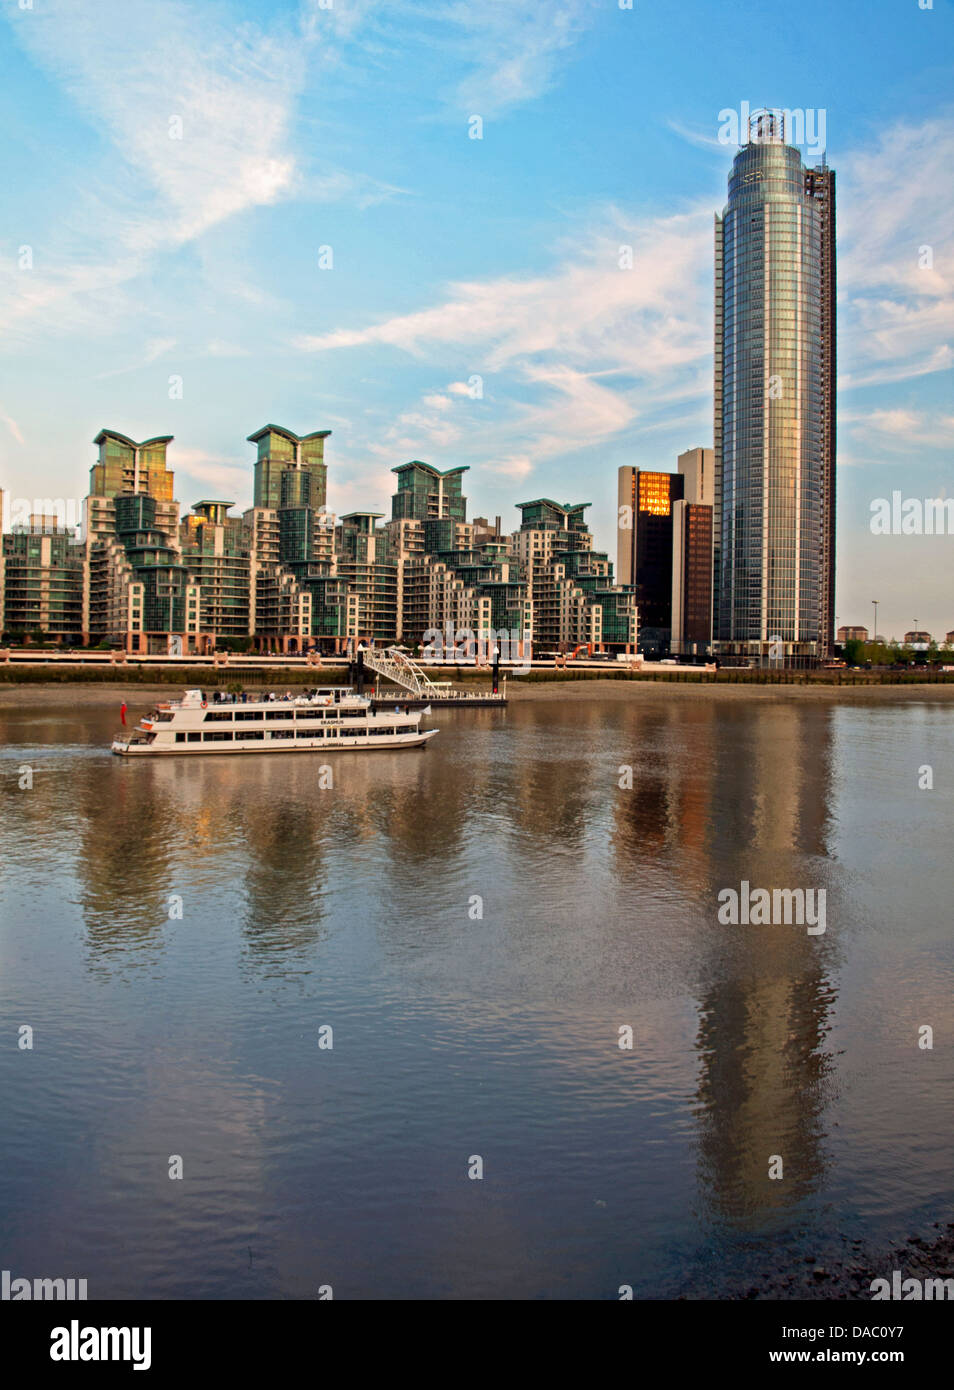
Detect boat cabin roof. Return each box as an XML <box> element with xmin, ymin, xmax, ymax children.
<box><xmin>177</xmin><ymin>687</ymin><xmax>358</xmax><ymax>709</ymax></box>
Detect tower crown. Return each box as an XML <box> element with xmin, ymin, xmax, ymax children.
<box><xmin>747</xmin><ymin>108</ymin><xmax>786</xmax><ymax>144</ymax></box>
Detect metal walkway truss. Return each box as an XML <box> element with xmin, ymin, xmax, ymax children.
<box><xmin>359</xmin><ymin>646</ymin><xmax>444</xmax><ymax>698</ymax></box>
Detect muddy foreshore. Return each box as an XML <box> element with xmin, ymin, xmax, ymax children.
<box><xmin>1</xmin><ymin>678</ymin><xmax>954</xmax><ymax>709</ymax></box>
<box><xmin>504</xmin><ymin>678</ymin><xmax>954</xmax><ymax>705</ymax></box>
<box><xmin>711</xmin><ymin>1222</ymin><xmax>954</xmax><ymax>1302</ymax></box>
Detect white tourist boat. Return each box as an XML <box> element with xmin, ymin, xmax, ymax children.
<box><xmin>111</xmin><ymin>688</ymin><xmax>438</xmax><ymax>756</ymax></box>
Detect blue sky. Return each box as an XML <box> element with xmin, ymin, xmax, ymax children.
<box><xmin>1</xmin><ymin>0</ymin><xmax>952</xmax><ymax>639</ymax></box>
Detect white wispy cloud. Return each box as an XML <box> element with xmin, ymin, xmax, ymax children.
<box><xmin>296</xmin><ymin>203</ymin><xmax>712</xmax><ymax>470</ymax></box>
<box><xmin>171</xmin><ymin>448</ymin><xmax>250</xmax><ymax>503</ymax></box>
<box><xmin>297</xmin><ymin>206</ymin><xmax>712</xmax><ymax>372</ymax></box>
<box><xmin>0</xmin><ymin>0</ymin><xmax>397</xmax><ymax>345</ymax></box>
<box><xmin>96</xmin><ymin>337</ymin><xmax>178</xmax><ymax>380</ymax></box>
<box><xmin>0</xmin><ymin>0</ymin><xmax>595</xmax><ymax>356</ymax></box>
<box><xmin>0</xmin><ymin>406</ymin><xmax>25</xmax><ymax>446</ymax></box>
<box><xmin>666</xmin><ymin>118</ymin><xmax>730</xmax><ymax>153</ymax></box>
<box><xmin>838</xmin><ymin>344</ymin><xmax>953</xmax><ymax>392</ymax></box>
<box><xmin>439</xmin><ymin>0</ymin><xmax>597</xmax><ymax>117</ymax></box>
<box><xmin>295</xmin><ymin>115</ymin><xmax>953</xmax><ymax>480</ymax></box>
<box><xmin>300</xmin><ymin>0</ymin><xmax>376</xmax><ymax>45</ymax></box>
<box><xmin>322</xmin><ymin>0</ymin><xmax>596</xmax><ymax>119</ymax></box>
<box><xmin>363</xmin><ymin>360</ymin><xmax>641</xmax><ymax>490</ymax></box>
<box><xmin>486</xmin><ymin>455</ymin><xmax>534</xmax><ymax>480</ymax></box>
<box><xmin>14</xmin><ymin>0</ymin><xmax>301</xmax><ymax>249</ymax></box>
<box><xmin>204</xmin><ymin>340</ymin><xmax>251</xmax><ymax>359</ymax></box>
<box><xmin>841</xmin><ymin>407</ymin><xmax>954</xmax><ymax>451</ymax></box>
<box><xmin>0</xmin><ymin>0</ymin><xmax>305</xmax><ymax>342</ymax></box>
<box><xmin>838</xmin><ymin>119</ymin><xmax>954</xmax><ymax>392</ymax></box>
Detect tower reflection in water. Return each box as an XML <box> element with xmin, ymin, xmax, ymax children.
<box><xmin>612</xmin><ymin>702</ymin><xmax>839</xmax><ymax>1231</ymax></box>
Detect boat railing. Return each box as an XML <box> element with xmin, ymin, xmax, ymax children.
<box><xmin>143</xmin><ymin>688</ymin><xmax>366</xmax><ymax>715</ymax></box>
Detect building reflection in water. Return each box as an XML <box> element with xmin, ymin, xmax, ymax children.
<box><xmin>65</xmin><ymin>696</ymin><xmax>841</xmax><ymax>1229</ymax></box>
<box><xmin>609</xmin><ymin>702</ymin><xmax>723</xmax><ymax>897</ymax></box>
<box><xmin>71</xmin><ymin>750</ymin><xmax>336</xmax><ymax>977</ymax></box>
<box><xmin>504</xmin><ymin>703</ymin><xmax>607</xmax><ymax>852</ymax></box>
<box><xmin>74</xmin><ymin>756</ymin><xmax>182</xmax><ymax>968</ymax></box>
<box><xmin>694</xmin><ymin>705</ymin><xmax>839</xmax><ymax>1229</ymax></box>
<box><xmin>612</xmin><ymin>701</ymin><xmax>840</xmax><ymax>1230</ymax></box>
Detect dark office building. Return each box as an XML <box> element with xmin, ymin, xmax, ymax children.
<box><xmin>672</xmin><ymin>502</ymin><xmax>714</xmax><ymax>655</ymax></box>
<box><xmin>670</xmin><ymin>447</ymin><xmax>714</xmax><ymax>657</ymax></box>
<box><xmin>616</xmin><ymin>467</ymin><xmax>685</xmax><ymax>656</ymax></box>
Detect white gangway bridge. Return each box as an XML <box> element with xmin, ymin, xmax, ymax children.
<box><xmin>357</xmin><ymin>647</ymin><xmax>506</xmax><ymax>706</ymax></box>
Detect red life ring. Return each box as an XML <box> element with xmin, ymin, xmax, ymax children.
<box><xmin>201</xmin><ymin>700</ymin><xmax>207</xmax><ymax>709</ymax></box>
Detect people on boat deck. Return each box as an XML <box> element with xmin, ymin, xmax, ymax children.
<box><xmin>181</xmin><ymin>687</ymin><xmax>351</xmax><ymax>707</ymax></box>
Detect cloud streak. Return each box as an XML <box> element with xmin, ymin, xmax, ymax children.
<box><xmin>295</xmin><ymin>116</ymin><xmax>954</xmax><ymax>482</ymax></box>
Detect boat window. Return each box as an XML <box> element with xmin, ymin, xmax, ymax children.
<box><xmin>243</xmin><ymin>731</ymin><xmax>265</xmax><ymax>740</ymax></box>
<box><xmin>175</xmin><ymin>733</ymin><xmax>186</xmax><ymax>743</ymax></box>
<box><xmin>187</xmin><ymin>733</ymin><xmax>202</xmax><ymax>742</ymax></box>
<box><xmin>234</xmin><ymin>711</ymin><xmax>264</xmax><ymax>721</ymax></box>
<box><xmin>204</xmin><ymin>711</ymin><xmax>233</xmax><ymax>722</ymax></box>
<box><xmin>270</xmin><ymin>730</ymin><xmax>294</xmax><ymax>739</ymax></box>
<box><xmin>203</xmin><ymin>731</ymin><xmax>234</xmax><ymax>742</ymax></box>
<box><xmin>266</xmin><ymin>710</ymin><xmax>295</xmax><ymax>720</ymax></box>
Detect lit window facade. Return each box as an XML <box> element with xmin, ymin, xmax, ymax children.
<box><xmin>714</xmin><ymin>113</ymin><xmax>836</xmax><ymax>662</ymax></box>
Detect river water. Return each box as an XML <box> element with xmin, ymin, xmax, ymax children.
<box><xmin>0</xmin><ymin>691</ymin><xmax>951</xmax><ymax>1298</ymax></box>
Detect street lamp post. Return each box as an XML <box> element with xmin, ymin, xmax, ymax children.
<box><xmin>871</xmin><ymin>600</ymin><xmax>878</xmax><ymax>648</ymax></box>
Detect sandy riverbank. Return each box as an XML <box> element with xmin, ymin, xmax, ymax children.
<box><xmin>503</xmin><ymin>678</ymin><xmax>954</xmax><ymax>704</ymax></box>
<box><xmin>0</xmin><ymin>683</ymin><xmax>238</xmax><ymax>708</ymax></box>
<box><xmin>1</xmin><ymin>678</ymin><xmax>954</xmax><ymax>709</ymax></box>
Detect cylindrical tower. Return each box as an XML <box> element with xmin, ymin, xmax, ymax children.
<box><xmin>714</xmin><ymin>110</ymin><xmax>835</xmax><ymax>663</ymax></box>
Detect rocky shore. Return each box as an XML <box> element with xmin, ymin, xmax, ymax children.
<box><xmin>709</xmin><ymin>1222</ymin><xmax>954</xmax><ymax>1301</ymax></box>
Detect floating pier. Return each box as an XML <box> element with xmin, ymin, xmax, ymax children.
<box><xmin>370</xmin><ymin>692</ymin><xmax>507</xmax><ymax>709</ymax></box>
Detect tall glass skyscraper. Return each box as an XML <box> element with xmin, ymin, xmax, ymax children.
<box><xmin>713</xmin><ymin>110</ymin><xmax>836</xmax><ymax>663</ymax></box>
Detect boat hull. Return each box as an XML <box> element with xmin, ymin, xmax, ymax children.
<box><xmin>111</xmin><ymin>728</ymin><xmax>439</xmax><ymax>756</ymax></box>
